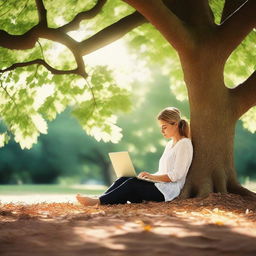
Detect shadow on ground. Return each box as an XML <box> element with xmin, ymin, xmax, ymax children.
<box><xmin>1</xmin><ymin>196</ymin><xmax>256</xmax><ymax>256</ymax></box>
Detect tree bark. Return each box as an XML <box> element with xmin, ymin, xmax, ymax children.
<box><xmin>231</xmin><ymin>71</ymin><xmax>256</xmax><ymax>119</ymax></box>
<box><xmin>178</xmin><ymin>48</ymin><xmax>256</xmax><ymax>199</ymax></box>
<box><xmin>180</xmin><ymin>104</ymin><xmax>237</xmax><ymax>198</ymax></box>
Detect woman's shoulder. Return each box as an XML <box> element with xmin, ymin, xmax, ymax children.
<box><xmin>180</xmin><ymin>137</ymin><xmax>192</xmax><ymax>143</ymax></box>
<box><xmin>176</xmin><ymin>138</ymin><xmax>193</xmax><ymax>149</ymax></box>
<box><xmin>166</xmin><ymin>138</ymin><xmax>192</xmax><ymax>150</ymax></box>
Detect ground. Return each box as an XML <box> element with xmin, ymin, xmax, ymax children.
<box><xmin>1</xmin><ymin>193</ymin><xmax>256</xmax><ymax>256</ymax></box>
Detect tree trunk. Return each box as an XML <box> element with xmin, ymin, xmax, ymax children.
<box><xmin>180</xmin><ymin>105</ymin><xmax>238</xmax><ymax>198</ymax></box>
<box><xmin>178</xmin><ymin>51</ymin><xmax>256</xmax><ymax>199</ymax></box>
<box><xmin>100</xmin><ymin>161</ymin><xmax>114</xmax><ymax>186</ymax></box>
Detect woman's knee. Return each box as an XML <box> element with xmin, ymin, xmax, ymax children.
<box><xmin>123</xmin><ymin>177</ymin><xmax>140</xmax><ymax>188</ymax></box>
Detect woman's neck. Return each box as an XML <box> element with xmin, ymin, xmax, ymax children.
<box><xmin>172</xmin><ymin>134</ymin><xmax>186</xmax><ymax>145</ymax></box>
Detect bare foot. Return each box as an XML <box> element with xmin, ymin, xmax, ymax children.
<box><xmin>76</xmin><ymin>194</ymin><xmax>100</xmax><ymax>206</ymax></box>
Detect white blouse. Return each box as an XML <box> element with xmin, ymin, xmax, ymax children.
<box><xmin>154</xmin><ymin>138</ymin><xmax>193</xmax><ymax>201</ymax></box>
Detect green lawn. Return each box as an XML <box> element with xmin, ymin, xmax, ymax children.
<box><xmin>0</xmin><ymin>181</ymin><xmax>255</xmax><ymax>203</ymax></box>
<box><xmin>0</xmin><ymin>184</ymin><xmax>106</xmax><ymax>195</ymax></box>
<box><xmin>0</xmin><ymin>181</ymin><xmax>255</xmax><ymax>195</ymax></box>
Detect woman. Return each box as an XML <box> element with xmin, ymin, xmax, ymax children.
<box><xmin>76</xmin><ymin>107</ymin><xmax>193</xmax><ymax>206</ymax></box>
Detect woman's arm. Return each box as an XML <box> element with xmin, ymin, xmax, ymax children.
<box><xmin>150</xmin><ymin>174</ymin><xmax>172</xmax><ymax>182</ymax></box>
<box><xmin>139</xmin><ymin>172</ymin><xmax>172</xmax><ymax>182</ymax></box>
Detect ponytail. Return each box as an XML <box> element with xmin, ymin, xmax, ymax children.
<box><xmin>178</xmin><ymin>119</ymin><xmax>190</xmax><ymax>138</ymax></box>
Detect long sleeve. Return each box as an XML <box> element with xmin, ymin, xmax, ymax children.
<box><xmin>154</xmin><ymin>138</ymin><xmax>193</xmax><ymax>202</ymax></box>
<box><xmin>167</xmin><ymin>140</ymin><xmax>193</xmax><ymax>182</ymax></box>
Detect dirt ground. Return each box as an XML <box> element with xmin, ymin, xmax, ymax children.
<box><xmin>1</xmin><ymin>193</ymin><xmax>256</xmax><ymax>256</ymax></box>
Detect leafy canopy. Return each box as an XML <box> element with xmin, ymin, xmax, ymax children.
<box><xmin>0</xmin><ymin>0</ymin><xmax>133</xmax><ymax>149</ymax></box>
<box><xmin>0</xmin><ymin>0</ymin><xmax>255</xmax><ymax>149</ymax></box>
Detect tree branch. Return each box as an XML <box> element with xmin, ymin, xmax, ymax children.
<box><xmin>164</xmin><ymin>0</ymin><xmax>215</xmax><ymax>26</ymax></box>
<box><xmin>35</xmin><ymin>0</ymin><xmax>47</xmax><ymax>25</ymax></box>
<box><xmin>0</xmin><ymin>11</ymin><xmax>145</xmax><ymax>55</ymax></box>
<box><xmin>37</xmin><ymin>40</ymin><xmax>45</xmax><ymax>60</ymax></box>
<box><xmin>122</xmin><ymin>0</ymin><xmax>194</xmax><ymax>52</ymax></box>
<box><xmin>217</xmin><ymin>0</ymin><xmax>256</xmax><ymax>60</ymax></box>
<box><xmin>0</xmin><ymin>4</ymin><xmax>145</xmax><ymax>77</ymax></box>
<box><xmin>0</xmin><ymin>59</ymin><xmax>80</xmax><ymax>76</ymax></box>
<box><xmin>74</xmin><ymin>54</ymin><xmax>87</xmax><ymax>78</ymax></box>
<box><xmin>60</xmin><ymin>0</ymin><xmax>107</xmax><ymax>33</ymax></box>
<box><xmin>221</xmin><ymin>0</ymin><xmax>248</xmax><ymax>23</ymax></box>
<box><xmin>0</xmin><ymin>28</ymin><xmax>39</xmax><ymax>50</ymax></box>
<box><xmin>80</xmin><ymin>11</ymin><xmax>146</xmax><ymax>55</ymax></box>
<box><xmin>231</xmin><ymin>70</ymin><xmax>256</xmax><ymax>118</ymax></box>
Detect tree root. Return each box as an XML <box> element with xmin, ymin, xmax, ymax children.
<box><xmin>178</xmin><ymin>186</ymin><xmax>191</xmax><ymax>199</ymax></box>
<box><xmin>179</xmin><ymin>170</ymin><xmax>256</xmax><ymax>200</ymax></box>
<box><xmin>179</xmin><ymin>180</ymin><xmax>213</xmax><ymax>199</ymax></box>
<box><xmin>228</xmin><ymin>184</ymin><xmax>256</xmax><ymax>200</ymax></box>
<box><xmin>212</xmin><ymin>171</ymin><xmax>228</xmax><ymax>193</ymax></box>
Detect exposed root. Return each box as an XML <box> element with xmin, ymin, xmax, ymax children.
<box><xmin>179</xmin><ymin>180</ymin><xmax>213</xmax><ymax>199</ymax></box>
<box><xmin>229</xmin><ymin>184</ymin><xmax>256</xmax><ymax>200</ymax></box>
<box><xmin>180</xmin><ymin>173</ymin><xmax>255</xmax><ymax>201</ymax></box>
<box><xmin>196</xmin><ymin>190</ymin><xmax>211</xmax><ymax>199</ymax></box>
<box><xmin>178</xmin><ymin>183</ymin><xmax>191</xmax><ymax>199</ymax></box>
<box><xmin>212</xmin><ymin>170</ymin><xmax>228</xmax><ymax>193</ymax></box>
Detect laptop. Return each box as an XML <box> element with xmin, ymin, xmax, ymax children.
<box><xmin>108</xmin><ymin>151</ymin><xmax>156</xmax><ymax>183</ymax></box>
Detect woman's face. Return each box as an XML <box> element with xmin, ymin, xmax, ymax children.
<box><xmin>158</xmin><ymin>119</ymin><xmax>178</xmax><ymax>139</ymax></box>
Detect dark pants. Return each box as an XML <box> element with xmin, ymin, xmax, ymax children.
<box><xmin>99</xmin><ymin>176</ymin><xmax>165</xmax><ymax>205</ymax></box>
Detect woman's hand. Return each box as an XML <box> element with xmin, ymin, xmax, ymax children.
<box><xmin>138</xmin><ymin>172</ymin><xmax>153</xmax><ymax>179</ymax></box>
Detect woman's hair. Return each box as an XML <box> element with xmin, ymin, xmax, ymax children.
<box><xmin>157</xmin><ymin>107</ymin><xmax>190</xmax><ymax>138</ymax></box>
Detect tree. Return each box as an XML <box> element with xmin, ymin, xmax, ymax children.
<box><xmin>0</xmin><ymin>0</ymin><xmax>255</xmax><ymax>198</ymax></box>
<box><xmin>124</xmin><ymin>0</ymin><xmax>256</xmax><ymax>198</ymax></box>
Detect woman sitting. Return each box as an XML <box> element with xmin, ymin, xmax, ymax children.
<box><xmin>76</xmin><ymin>107</ymin><xmax>193</xmax><ymax>206</ymax></box>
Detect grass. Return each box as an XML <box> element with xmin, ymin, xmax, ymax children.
<box><xmin>0</xmin><ymin>181</ymin><xmax>255</xmax><ymax>195</ymax></box>
<box><xmin>0</xmin><ymin>184</ymin><xmax>106</xmax><ymax>195</ymax></box>
<box><xmin>0</xmin><ymin>181</ymin><xmax>255</xmax><ymax>204</ymax></box>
